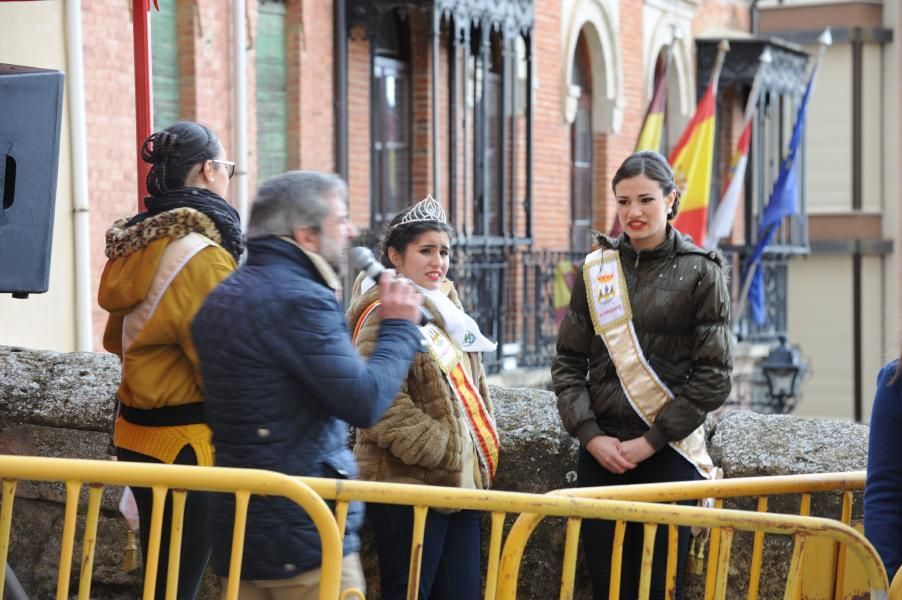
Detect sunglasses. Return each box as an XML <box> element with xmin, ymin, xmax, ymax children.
<box><xmin>210</xmin><ymin>159</ymin><xmax>236</xmax><ymax>179</ymax></box>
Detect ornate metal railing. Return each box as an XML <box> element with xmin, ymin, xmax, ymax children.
<box><xmin>722</xmin><ymin>248</ymin><xmax>790</xmax><ymax>343</ymax></box>
<box><xmin>349</xmin><ymin>233</ymin><xmax>585</xmax><ymax>374</ymax></box>
<box><xmin>349</xmin><ymin>233</ymin><xmax>792</xmax><ymax>376</ymax></box>
<box><xmin>447</xmin><ymin>244</ymin><xmax>512</xmax><ymax>373</ymax></box>
<box><xmin>517</xmin><ymin>249</ymin><xmax>585</xmax><ymax>369</ymax></box>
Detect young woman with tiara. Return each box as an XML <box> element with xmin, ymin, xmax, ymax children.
<box><xmin>347</xmin><ymin>196</ymin><xmax>499</xmax><ymax>599</ymax></box>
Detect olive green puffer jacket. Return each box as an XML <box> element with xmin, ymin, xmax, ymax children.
<box><xmin>552</xmin><ymin>226</ymin><xmax>733</xmax><ymax>452</ymax></box>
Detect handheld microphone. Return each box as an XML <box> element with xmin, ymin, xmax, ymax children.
<box><xmin>349</xmin><ymin>246</ymin><xmax>434</xmax><ymax>325</ymax></box>
<box><xmin>349</xmin><ymin>246</ymin><xmax>386</xmax><ymax>281</ymax></box>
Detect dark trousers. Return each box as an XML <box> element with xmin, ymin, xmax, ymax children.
<box><xmin>117</xmin><ymin>445</ymin><xmax>211</xmax><ymax>600</ymax></box>
<box><xmin>577</xmin><ymin>445</ymin><xmax>701</xmax><ymax>600</ymax></box>
<box><xmin>367</xmin><ymin>503</ymin><xmax>481</xmax><ymax>600</ymax></box>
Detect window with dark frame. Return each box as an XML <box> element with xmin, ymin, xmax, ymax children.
<box><xmin>570</xmin><ymin>35</ymin><xmax>593</xmax><ymax>253</ymax></box>
<box><xmin>472</xmin><ymin>29</ymin><xmax>505</xmax><ymax>238</ymax></box>
<box><xmin>371</xmin><ymin>10</ymin><xmax>412</xmax><ymax>231</ymax></box>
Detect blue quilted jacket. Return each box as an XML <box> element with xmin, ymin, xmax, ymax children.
<box><xmin>191</xmin><ymin>236</ymin><xmax>422</xmax><ymax>579</ymax></box>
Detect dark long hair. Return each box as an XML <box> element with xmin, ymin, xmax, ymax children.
<box><xmin>379</xmin><ymin>211</ymin><xmax>454</xmax><ymax>269</ymax></box>
<box><xmin>611</xmin><ymin>150</ymin><xmax>682</xmax><ymax>220</ymax></box>
<box><xmin>141</xmin><ymin>121</ymin><xmax>221</xmax><ymax>197</ymax></box>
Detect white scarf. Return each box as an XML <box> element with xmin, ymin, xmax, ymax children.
<box><xmin>360</xmin><ymin>277</ymin><xmax>497</xmax><ymax>353</ymax></box>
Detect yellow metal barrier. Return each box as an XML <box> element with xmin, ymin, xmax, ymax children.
<box><xmin>0</xmin><ymin>456</ymin><xmax>889</xmax><ymax>600</ymax></box>
<box><xmin>500</xmin><ymin>472</ymin><xmax>870</xmax><ymax>600</ymax></box>
<box><xmin>891</xmin><ymin>567</ymin><xmax>902</xmax><ymax>599</ymax></box>
<box><xmin>0</xmin><ymin>455</ymin><xmax>343</xmax><ymax>600</ymax></box>
<box><xmin>294</xmin><ymin>475</ymin><xmax>887</xmax><ymax>600</ymax></box>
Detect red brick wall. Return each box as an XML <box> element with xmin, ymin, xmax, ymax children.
<box><xmin>410</xmin><ymin>11</ymin><xmax>435</xmax><ymax>203</ymax></box>
<box><xmin>180</xmin><ymin>0</ymin><xmax>235</xmax><ymax>165</ymax></box>
<box><xmin>531</xmin><ymin>0</ymin><xmax>570</xmax><ymax>249</ymax></box>
<box><xmin>347</xmin><ymin>28</ymin><xmax>371</xmax><ymax>230</ymax></box>
<box><xmin>297</xmin><ymin>0</ymin><xmax>335</xmax><ymax>173</ymax></box>
<box><xmin>81</xmin><ymin>1</ymin><xmax>749</xmax><ymax>348</ymax></box>
<box><xmin>82</xmin><ymin>0</ymin><xmax>138</xmax><ymax>350</ymax></box>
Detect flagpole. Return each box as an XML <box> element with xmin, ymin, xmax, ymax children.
<box><xmin>734</xmin><ymin>28</ymin><xmax>832</xmax><ymax>328</ymax></box>
<box><xmin>711</xmin><ymin>39</ymin><xmax>730</xmax><ymax>95</ymax></box>
<box><xmin>743</xmin><ymin>49</ymin><xmax>771</xmax><ymax>124</ymax></box>
<box><xmin>707</xmin><ymin>49</ymin><xmax>771</xmax><ymax>250</ymax></box>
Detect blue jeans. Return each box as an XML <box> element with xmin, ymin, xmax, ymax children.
<box><xmin>577</xmin><ymin>445</ymin><xmax>700</xmax><ymax>600</ymax></box>
<box><xmin>367</xmin><ymin>503</ymin><xmax>481</xmax><ymax>600</ymax></box>
<box><xmin>117</xmin><ymin>445</ymin><xmax>211</xmax><ymax>600</ymax></box>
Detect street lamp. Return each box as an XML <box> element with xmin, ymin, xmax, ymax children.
<box><xmin>760</xmin><ymin>335</ymin><xmax>805</xmax><ymax>413</ymax></box>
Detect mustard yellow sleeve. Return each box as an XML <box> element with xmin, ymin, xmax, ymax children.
<box><xmin>175</xmin><ymin>246</ymin><xmax>237</xmax><ymax>377</ymax></box>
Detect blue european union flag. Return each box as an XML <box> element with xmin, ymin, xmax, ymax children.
<box><xmin>747</xmin><ymin>65</ymin><xmax>816</xmax><ymax>326</ymax></box>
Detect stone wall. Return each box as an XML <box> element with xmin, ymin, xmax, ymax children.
<box><xmin>0</xmin><ymin>346</ymin><xmax>870</xmax><ymax>599</ymax></box>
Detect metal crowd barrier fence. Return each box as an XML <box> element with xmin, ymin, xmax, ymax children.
<box><xmin>0</xmin><ymin>455</ymin><xmax>345</xmax><ymax>600</ymax></box>
<box><xmin>0</xmin><ymin>456</ymin><xmax>891</xmax><ymax>600</ymax></box>
<box><xmin>501</xmin><ymin>471</ymin><xmax>873</xmax><ymax>600</ymax></box>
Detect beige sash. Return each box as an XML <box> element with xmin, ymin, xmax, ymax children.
<box><xmin>122</xmin><ymin>233</ymin><xmax>213</xmax><ymax>353</ymax></box>
<box><xmin>583</xmin><ymin>248</ymin><xmax>717</xmax><ymax>480</ymax></box>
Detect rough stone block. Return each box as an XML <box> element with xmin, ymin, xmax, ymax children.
<box><xmin>0</xmin><ymin>346</ymin><xmax>118</xmax><ymax>431</ymax></box>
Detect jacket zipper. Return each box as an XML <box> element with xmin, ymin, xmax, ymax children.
<box><xmin>634</xmin><ymin>251</ymin><xmax>640</xmax><ymax>268</ymax></box>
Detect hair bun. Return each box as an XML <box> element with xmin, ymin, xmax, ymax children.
<box><xmin>140</xmin><ymin>131</ymin><xmax>179</xmax><ymax>165</ymax></box>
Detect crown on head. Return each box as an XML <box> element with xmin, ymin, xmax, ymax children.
<box><xmin>394</xmin><ymin>194</ymin><xmax>447</xmax><ymax>228</ymax></box>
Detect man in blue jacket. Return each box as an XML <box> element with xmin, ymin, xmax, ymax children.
<box><xmin>192</xmin><ymin>170</ymin><xmax>423</xmax><ymax>598</ymax></box>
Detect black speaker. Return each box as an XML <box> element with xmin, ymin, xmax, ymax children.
<box><xmin>0</xmin><ymin>64</ymin><xmax>64</xmax><ymax>298</ymax></box>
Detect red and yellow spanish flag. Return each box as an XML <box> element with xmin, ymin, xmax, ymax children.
<box><xmin>636</xmin><ymin>66</ymin><xmax>669</xmax><ymax>153</ymax></box>
<box><xmin>668</xmin><ymin>76</ymin><xmax>718</xmax><ymax>245</ymax></box>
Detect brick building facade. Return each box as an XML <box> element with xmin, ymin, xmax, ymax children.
<box><xmin>1</xmin><ymin>0</ymin><xmax>752</xmax><ymax>355</ymax></box>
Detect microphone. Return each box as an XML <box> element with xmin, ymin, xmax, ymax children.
<box><xmin>348</xmin><ymin>246</ymin><xmax>434</xmax><ymax>325</ymax></box>
<box><xmin>349</xmin><ymin>246</ymin><xmax>386</xmax><ymax>281</ymax></box>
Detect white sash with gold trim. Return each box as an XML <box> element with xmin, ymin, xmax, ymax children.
<box><xmin>353</xmin><ymin>303</ymin><xmax>500</xmax><ymax>483</ymax></box>
<box><xmin>583</xmin><ymin>248</ymin><xmax>717</xmax><ymax>480</ymax></box>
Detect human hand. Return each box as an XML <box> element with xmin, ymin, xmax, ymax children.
<box><xmin>585</xmin><ymin>435</ymin><xmax>636</xmax><ymax>474</ymax></box>
<box><xmin>619</xmin><ymin>436</ymin><xmax>655</xmax><ymax>465</ymax></box>
<box><xmin>378</xmin><ymin>270</ymin><xmax>423</xmax><ymax>324</ymax></box>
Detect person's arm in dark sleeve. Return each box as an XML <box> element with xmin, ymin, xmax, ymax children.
<box><xmin>865</xmin><ymin>361</ymin><xmax>902</xmax><ymax>580</ymax></box>
<box><xmin>266</xmin><ymin>292</ymin><xmax>423</xmax><ymax>428</ymax></box>
<box><xmin>551</xmin><ymin>266</ymin><xmax>602</xmax><ymax>446</ymax></box>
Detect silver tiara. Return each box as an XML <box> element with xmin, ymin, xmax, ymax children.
<box><xmin>394</xmin><ymin>195</ymin><xmax>447</xmax><ymax>228</ymax></box>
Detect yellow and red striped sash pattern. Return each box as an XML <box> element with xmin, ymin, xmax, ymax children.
<box><xmin>354</xmin><ymin>301</ymin><xmax>499</xmax><ymax>483</ymax></box>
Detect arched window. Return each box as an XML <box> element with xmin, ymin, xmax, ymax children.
<box><xmin>569</xmin><ymin>34</ymin><xmax>593</xmax><ymax>252</ymax></box>
<box><xmin>371</xmin><ymin>10</ymin><xmax>411</xmax><ymax>229</ymax></box>
<box><xmin>464</xmin><ymin>26</ymin><xmax>507</xmax><ymax>238</ymax></box>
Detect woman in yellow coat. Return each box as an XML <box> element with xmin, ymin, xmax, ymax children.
<box><xmin>98</xmin><ymin>120</ymin><xmax>240</xmax><ymax>599</ymax></box>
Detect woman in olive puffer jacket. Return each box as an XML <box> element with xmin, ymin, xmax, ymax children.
<box><xmin>552</xmin><ymin>151</ymin><xmax>732</xmax><ymax>600</ymax></box>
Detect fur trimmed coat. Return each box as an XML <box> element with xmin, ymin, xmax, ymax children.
<box><xmin>98</xmin><ymin>206</ymin><xmax>236</xmax><ymax>465</ymax></box>
<box><xmin>347</xmin><ymin>278</ymin><xmax>495</xmax><ymax>489</ymax></box>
